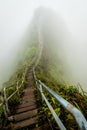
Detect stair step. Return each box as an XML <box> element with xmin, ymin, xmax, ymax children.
<box><xmin>11</xmin><ymin>109</ymin><xmax>38</xmax><ymax>122</ymax></box>
<box><xmin>22</xmin><ymin>99</ymin><xmax>36</xmax><ymax>104</ymax></box>
<box><xmin>18</xmin><ymin>101</ymin><xmax>36</xmax><ymax>109</ymax></box>
<box><xmin>24</xmin><ymin>88</ymin><xmax>34</xmax><ymax>93</ymax></box>
<box><xmin>13</xmin><ymin>116</ymin><xmax>40</xmax><ymax>129</ymax></box>
<box><xmin>22</xmin><ymin>95</ymin><xmax>35</xmax><ymax>100</ymax></box>
<box><xmin>16</xmin><ymin>105</ymin><xmax>37</xmax><ymax>114</ymax></box>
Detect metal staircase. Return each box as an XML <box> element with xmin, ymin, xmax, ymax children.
<box><xmin>0</xmin><ymin>66</ymin><xmax>87</xmax><ymax>129</ymax></box>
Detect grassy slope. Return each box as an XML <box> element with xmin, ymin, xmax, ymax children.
<box><xmin>35</xmin><ymin>43</ymin><xmax>87</xmax><ymax>129</ymax></box>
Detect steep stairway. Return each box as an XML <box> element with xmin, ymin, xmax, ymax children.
<box><xmin>7</xmin><ymin>68</ymin><xmax>52</xmax><ymax>130</ymax></box>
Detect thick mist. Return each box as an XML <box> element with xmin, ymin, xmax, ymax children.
<box><xmin>34</xmin><ymin>7</ymin><xmax>87</xmax><ymax>91</ymax></box>
<box><xmin>0</xmin><ymin>1</ymin><xmax>32</xmax><ymax>88</ymax></box>
<box><xmin>0</xmin><ymin>0</ymin><xmax>87</xmax><ymax>92</ymax></box>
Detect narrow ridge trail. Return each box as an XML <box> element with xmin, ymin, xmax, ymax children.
<box><xmin>7</xmin><ymin>67</ymin><xmax>52</xmax><ymax>130</ymax></box>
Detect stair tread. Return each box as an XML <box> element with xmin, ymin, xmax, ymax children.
<box><xmin>22</xmin><ymin>99</ymin><xmax>36</xmax><ymax>104</ymax></box>
<box><xmin>12</xmin><ymin>109</ymin><xmax>38</xmax><ymax>122</ymax></box>
<box><xmin>16</xmin><ymin>104</ymin><xmax>37</xmax><ymax>114</ymax></box>
<box><xmin>18</xmin><ymin>101</ymin><xmax>36</xmax><ymax>109</ymax></box>
<box><xmin>22</xmin><ymin>95</ymin><xmax>35</xmax><ymax>100</ymax></box>
<box><xmin>13</xmin><ymin>116</ymin><xmax>40</xmax><ymax>129</ymax></box>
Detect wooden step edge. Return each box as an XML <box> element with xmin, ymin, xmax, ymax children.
<box><xmin>13</xmin><ymin>115</ymin><xmax>42</xmax><ymax>130</ymax></box>
<box><xmin>17</xmin><ymin>102</ymin><xmax>36</xmax><ymax>109</ymax></box>
<box><xmin>8</xmin><ymin>109</ymin><xmax>38</xmax><ymax>122</ymax></box>
<box><xmin>16</xmin><ymin>105</ymin><xmax>37</xmax><ymax>114</ymax></box>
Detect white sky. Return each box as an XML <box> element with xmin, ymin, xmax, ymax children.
<box><xmin>0</xmin><ymin>0</ymin><xmax>87</xmax><ymax>88</ymax></box>
<box><xmin>0</xmin><ymin>0</ymin><xmax>87</xmax><ymax>47</ymax></box>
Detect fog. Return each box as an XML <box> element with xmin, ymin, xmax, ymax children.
<box><xmin>0</xmin><ymin>0</ymin><xmax>87</xmax><ymax>91</ymax></box>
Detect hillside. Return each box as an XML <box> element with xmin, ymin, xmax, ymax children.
<box><xmin>34</xmin><ymin>8</ymin><xmax>87</xmax><ymax>129</ymax></box>
<box><xmin>0</xmin><ymin>7</ymin><xmax>87</xmax><ymax>130</ymax></box>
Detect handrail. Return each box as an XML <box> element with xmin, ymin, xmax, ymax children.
<box><xmin>38</xmin><ymin>85</ymin><xmax>66</xmax><ymax>130</ymax></box>
<box><xmin>33</xmin><ymin>69</ymin><xmax>87</xmax><ymax>130</ymax></box>
<box><xmin>0</xmin><ymin>55</ymin><xmax>36</xmax><ymax>119</ymax></box>
<box><xmin>0</xmin><ymin>47</ymin><xmax>87</xmax><ymax>129</ymax></box>
<box><xmin>0</xmin><ymin>68</ymin><xmax>27</xmax><ymax>118</ymax></box>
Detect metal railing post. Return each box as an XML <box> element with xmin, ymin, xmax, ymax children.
<box><xmin>3</xmin><ymin>104</ymin><xmax>8</xmax><ymax>118</ymax></box>
<box><xmin>39</xmin><ymin>84</ymin><xmax>44</xmax><ymax>103</ymax></box>
<box><xmin>0</xmin><ymin>69</ymin><xmax>27</xmax><ymax>119</ymax></box>
<box><xmin>0</xmin><ymin>91</ymin><xmax>7</xmax><ymax>118</ymax></box>
<box><xmin>16</xmin><ymin>82</ymin><xmax>20</xmax><ymax>97</ymax></box>
<box><xmin>3</xmin><ymin>88</ymin><xmax>9</xmax><ymax>117</ymax></box>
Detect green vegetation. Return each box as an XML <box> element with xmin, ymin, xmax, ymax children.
<box><xmin>0</xmin><ymin>30</ymin><xmax>39</xmax><ymax>128</ymax></box>
<box><xmin>35</xmin><ymin>45</ymin><xmax>87</xmax><ymax>129</ymax></box>
<box><xmin>0</xmin><ymin>23</ymin><xmax>87</xmax><ymax>129</ymax></box>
